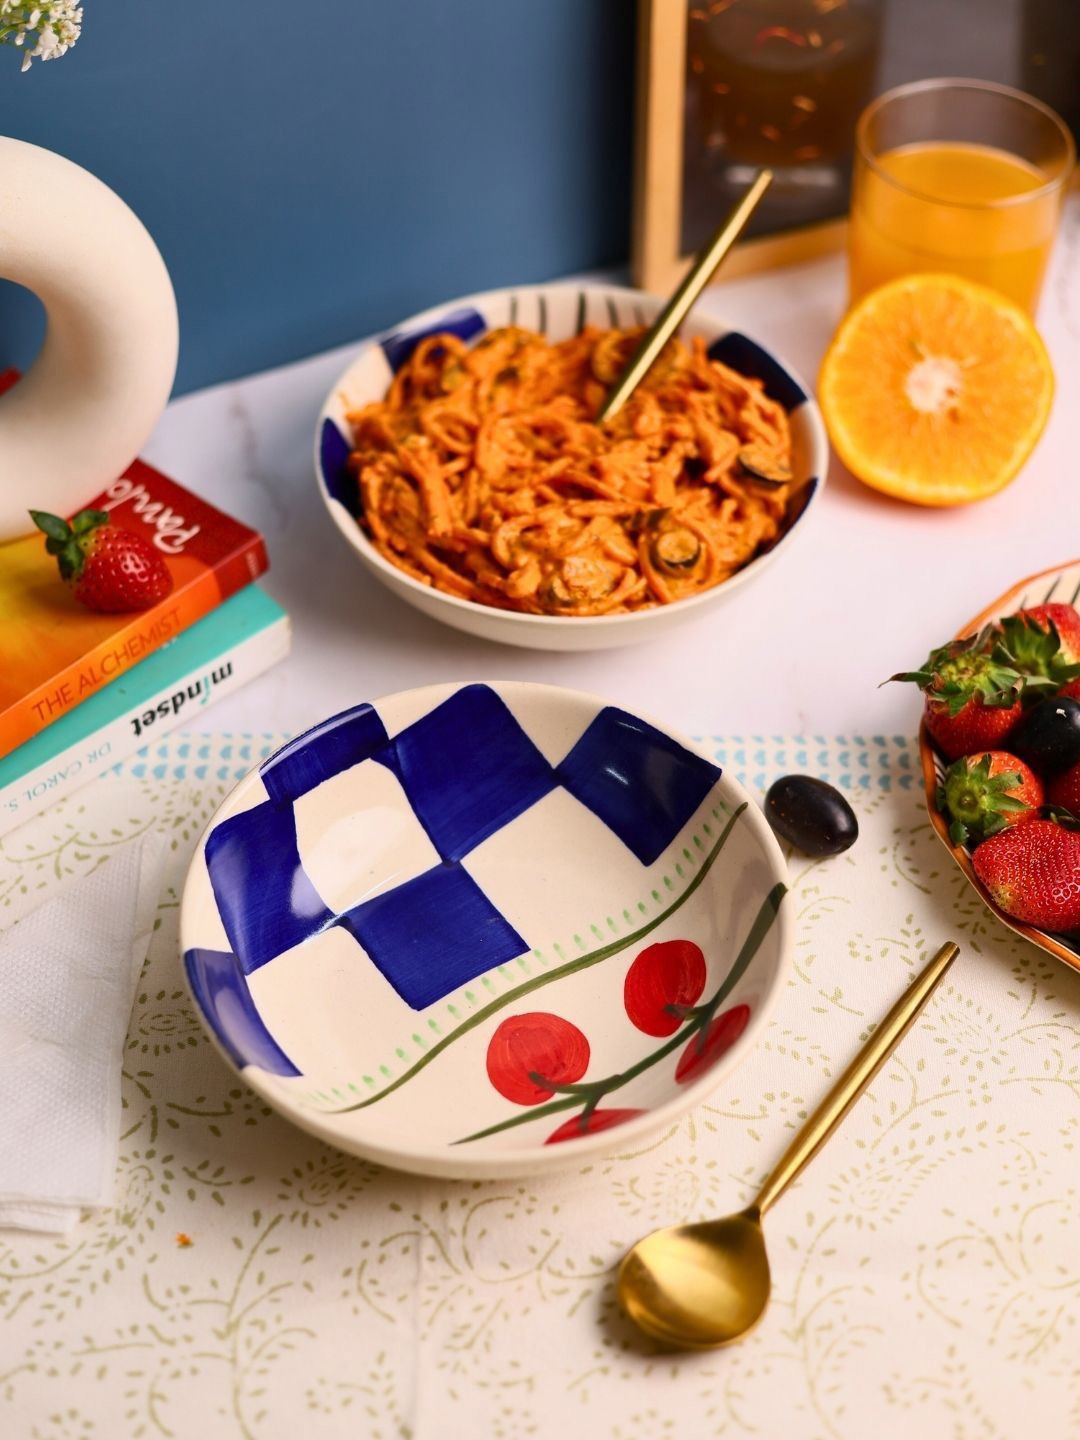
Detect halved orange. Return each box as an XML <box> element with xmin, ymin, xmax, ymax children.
<box><xmin>819</xmin><ymin>273</ymin><xmax>1054</xmax><ymax>506</ymax></box>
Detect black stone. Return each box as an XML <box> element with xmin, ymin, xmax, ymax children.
<box><xmin>764</xmin><ymin>775</ymin><xmax>858</xmax><ymax>857</ymax></box>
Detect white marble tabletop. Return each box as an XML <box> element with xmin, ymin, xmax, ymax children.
<box><xmin>143</xmin><ymin>195</ymin><xmax>1080</xmax><ymax>742</ymax></box>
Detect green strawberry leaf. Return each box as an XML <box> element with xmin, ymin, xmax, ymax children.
<box><xmin>997</xmin><ymin>614</ymin><xmax>1080</xmax><ymax>686</ymax></box>
<box><xmin>71</xmin><ymin>508</ymin><xmax>109</xmax><ymax>535</ymax></box>
<box><xmin>29</xmin><ymin>509</ymin><xmax>70</xmax><ymax>543</ymax></box>
<box><xmin>885</xmin><ymin>668</ymin><xmax>936</xmax><ymax>688</ymax></box>
<box><xmin>1042</xmin><ymin>804</ymin><xmax>1080</xmax><ymax>829</ymax></box>
<box><xmin>985</xmin><ymin>770</ymin><xmax>1022</xmax><ymax>793</ymax></box>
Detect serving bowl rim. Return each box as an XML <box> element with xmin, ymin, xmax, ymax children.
<box><xmin>313</xmin><ymin>280</ymin><xmax>828</xmax><ymax>635</ymax></box>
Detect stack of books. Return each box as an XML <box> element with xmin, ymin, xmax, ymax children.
<box><xmin>0</xmin><ymin>458</ymin><xmax>291</xmax><ymax>836</ymax></box>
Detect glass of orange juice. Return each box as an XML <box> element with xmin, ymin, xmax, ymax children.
<box><xmin>849</xmin><ymin>78</ymin><xmax>1075</xmax><ymax>314</ymax></box>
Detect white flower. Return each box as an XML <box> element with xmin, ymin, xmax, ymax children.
<box><xmin>2</xmin><ymin>0</ymin><xmax>82</xmax><ymax>71</ymax></box>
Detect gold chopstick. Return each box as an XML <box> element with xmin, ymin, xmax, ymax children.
<box><xmin>597</xmin><ymin>168</ymin><xmax>774</xmax><ymax>424</ymax></box>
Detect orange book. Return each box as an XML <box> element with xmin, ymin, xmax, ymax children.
<box><xmin>0</xmin><ymin>458</ymin><xmax>268</xmax><ymax>759</ymax></box>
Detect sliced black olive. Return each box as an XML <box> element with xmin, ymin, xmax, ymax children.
<box><xmin>738</xmin><ymin>444</ymin><xmax>792</xmax><ymax>488</ymax></box>
<box><xmin>627</xmin><ymin>507</ymin><xmax>671</xmax><ymax>539</ymax></box>
<box><xmin>764</xmin><ymin>775</ymin><xmax>858</xmax><ymax>857</ymax></box>
<box><xmin>650</xmin><ymin>526</ymin><xmax>702</xmax><ymax>574</ymax></box>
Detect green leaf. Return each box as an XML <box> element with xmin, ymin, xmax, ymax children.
<box><xmin>948</xmin><ymin>819</ymin><xmax>969</xmax><ymax>847</ymax></box>
<box><xmin>886</xmin><ymin>669</ymin><xmax>934</xmax><ymax>689</ymax></box>
<box><xmin>71</xmin><ymin>508</ymin><xmax>109</xmax><ymax>534</ymax></box>
<box><xmin>996</xmin><ymin>613</ymin><xmax>1080</xmax><ymax>685</ymax></box>
<box><xmin>995</xmin><ymin>795</ymin><xmax>1031</xmax><ymax>812</ymax></box>
<box><xmin>28</xmin><ymin>509</ymin><xmax>70</xmax><ymax>543</ymax></box>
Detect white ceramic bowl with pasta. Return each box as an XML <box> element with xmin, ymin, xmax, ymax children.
<box><xmin>314</xmin><ymin>283</ymin><xmax>827</xmax><ymax>651</ymax></box>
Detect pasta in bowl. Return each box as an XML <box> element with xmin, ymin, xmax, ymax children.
<box><xmin>316</xmin><ymin>284</ymin><xmax>827</xmax><ymax>650</ymax></box>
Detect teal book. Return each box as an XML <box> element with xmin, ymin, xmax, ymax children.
<box><xmin>0</xmin><ymin>585</ymin><xmax>290</xmax><ymax>837</ymax></box>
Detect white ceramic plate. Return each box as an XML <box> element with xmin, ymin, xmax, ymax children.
<box><xmin>180</xmin><ymin>681</ymin><xmax>792</xmax><ymax>1177</ymax></box>
<box><xmin>314</xmin><ymin>283</ymin><xmax>828</xmax><ymax>650</ymax></box>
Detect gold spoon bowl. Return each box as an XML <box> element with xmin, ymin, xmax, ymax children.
<box><xmin>617</xmin><ymin>940</ymin><xmax>959</xmax><ymax>1349</ymax></box>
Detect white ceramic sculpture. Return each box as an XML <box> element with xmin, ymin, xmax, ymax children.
<box><xmin>0</xmin><ymin>138</ymin><xmax>179</xmax><ymax>542</ymax></box>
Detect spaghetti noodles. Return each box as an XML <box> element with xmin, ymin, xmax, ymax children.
<box><xmin>346</xmin><ymin>325</ymin><xmax>794</xmax><ymax>616</ymax></box>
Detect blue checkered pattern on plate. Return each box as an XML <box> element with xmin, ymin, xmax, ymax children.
<box><xmin>203</xmin><ymin>685</ymin><xmax>720</xmax><ymax>1011</ymax></box>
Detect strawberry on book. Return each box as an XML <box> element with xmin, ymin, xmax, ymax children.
<box><xmin>31</xmin><ymin>507</ymin><xmax>175</xmax><ymax>613</ymax></box>
<box><xmin>0</xmin><ymin>459</ymin><xmax>268</xmax><ymax>760</ymax></box>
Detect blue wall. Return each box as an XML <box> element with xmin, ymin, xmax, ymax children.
<box><xmin>0</xmin><ymin>1</ymin><xmax>634</xmax><ymax>395</ymax></box>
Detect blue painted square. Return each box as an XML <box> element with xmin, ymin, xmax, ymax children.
<box><xmin>707</xmin><ymin>332</ymin><xmax>806</xmax><ymax>411</ymax></box>
<box><xmin>557</xmin><ymin>707</ymin><xmax>721</xmax><ymax>866</ymax></box>
<box><xmin>390</xmin><ymin>684</ymin><xmax>555</xmax><ymax>861</ymax></box>
<box><xmin>261</xmin><ymin>703</ymin><xmax>390</xmax><ymax>805</ymax></box>
<box><xmin>205</xmin><ymin>801</ymin><xmax>333</xmax><ymax>974</ymax></box>
<box><xmin>381</xmin><ymin>306</ymin><xmax>486</xmax><ymax>373</ymax></box>
<box><xmin>319</xmin><ymin>418</ymin><xmax>358</xmax><ymax>516</ymax></box>
<box><xmin>184</xmin><ymin>948</ymin><xmax>301</xmax><ymax>1076</ymax></box>
<box><xmin>338</xmin><ymin>862</ymin><xmax>526</xmax><ymax>1010</ymax></box>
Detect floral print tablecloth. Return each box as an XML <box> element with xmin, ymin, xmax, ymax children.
<box><xmin>1</xmin><ymin>733</ymin><xmax>1078</xmax><ymax>1440</ymax></box>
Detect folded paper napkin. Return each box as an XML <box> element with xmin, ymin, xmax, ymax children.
<box><xmin>0</xmin><ymin>833</ymin><xmax>166</xmax><ymax>1232</ymax></box>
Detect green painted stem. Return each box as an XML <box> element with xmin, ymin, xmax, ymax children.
<box><xmin>453</xmin><ymin>879</ymin><xmax>788</xmax><ymax>1144</ymax></box>
<box><xmin>317</xmin><ymin>802</ymin><xmax>748</xmax><ymax>1115</ymax></box>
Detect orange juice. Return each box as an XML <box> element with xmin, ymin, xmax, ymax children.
<box><xmin>848</xmin><ymin>141</ymin><xmax>1060</xmax><ymax>313</ymax></box>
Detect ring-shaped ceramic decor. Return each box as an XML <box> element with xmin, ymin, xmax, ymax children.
<box><xmin>920</xmin><ymin>558</ymin><xmax>1080</xmax><ymax>976</ymax></box>
<box><xmin>181</xmin><ymin>682</ymin><xmax>792</xmax><ymax>1177</ymax></box>
<box><xmin>314</xmin><ymin>283</ymin><xmax>828</xmax><ymax>651</ymax></box>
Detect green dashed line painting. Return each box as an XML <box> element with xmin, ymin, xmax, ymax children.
<box><xmin>295</xmin><ymin>801</ymin><xmax>746</xmax><ymax>1114</ymax></box>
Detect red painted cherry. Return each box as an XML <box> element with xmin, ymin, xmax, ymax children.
<box><xmin>623</xmin><ymin>939</ymin><xmax>707</xmax><ymax>1036</ymax></box>
<box><xmin>675</xmin><ymin>1004</ymin><xmax>751</xmax><ymax>1084</ymax></box>
<box><xmin>545</xmin><ymin>1108</ymin><xmax>644</xmax><ymax>1144</ymax></box>
<box><xmin>486</xmin><ymin>1012</ymin><xmax>590</xmax><ymax>1106</ymax></box>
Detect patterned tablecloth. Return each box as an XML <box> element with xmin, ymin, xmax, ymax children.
<box><xmin>2</xmin><ymin>733</ymin><xmax>1078</xmax><ymax>1440</ymax></box>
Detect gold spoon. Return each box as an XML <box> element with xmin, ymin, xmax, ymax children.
<box><xmin>617</xmin><ymin>938</ymin><xmax>960</xmax><ymax>1349</ymax></box>
<box><xmin>597</xmin><ymin>167</ymin><xmax>773</xmax><ymax>424</ymax></box>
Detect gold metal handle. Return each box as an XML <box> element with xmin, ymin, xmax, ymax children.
<box><xmin>754</xmin><ymin>940</ymin><xmax>959</xmax><ymax>1216</ymax></box>
<box><xmin>596</xmin><ymin>168</ymin><xmax>773</xmax><ymax>424</ymax></box>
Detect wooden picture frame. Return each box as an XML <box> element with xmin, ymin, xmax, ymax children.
<box><xmin>631</xmin><ymin>0</ymin><xmax>1080</xmax><ymax>297</ymax></box>
<box><xmin>631</xmin><ymin>0</ymin><xmax>849</xmax><ymax>295</ymax></box>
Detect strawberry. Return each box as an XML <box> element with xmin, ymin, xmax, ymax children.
<box><xmin>1058</xmin><ymin>678</ymin><xmax>1080</xmax><ymax>702</ymax></box>
<box><xmin>889</xmin><ymin>630</ymin><xmax>1025</xmax><ymax>761</ymax></box>
<box><xmin>939</xmin><ymin>751</ymin><xmax>1043</xmax><ymax>847</ymax></box>
<box><xmin>924</xmin><ymin>695</ymin><xmax>1024</xmax><ymax>762</ymax></box>
<box><xmin>996</xmin><ymin>603</ymin><xmax>1080</xmax><ymax>685</ymax></box>
<box><xmin>30</xmin><ymin>508</ymin><xmax>173</xmax><ymax>614</ymax></box>
<box><xmin>972</xmin><ymin>819</ymin><xmax>1080</xmax><ymax>933</ymax></box>
<box><xmin>1048</xmin><ymin>760</ymin><xmax>1080</xmax><ymax>814</ymax></box>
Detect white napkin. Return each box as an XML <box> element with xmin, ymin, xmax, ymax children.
<box><xmin>0</xmin><ymin>834</ymin><xmax>166</xmax><ymax>1233</ymax></box>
